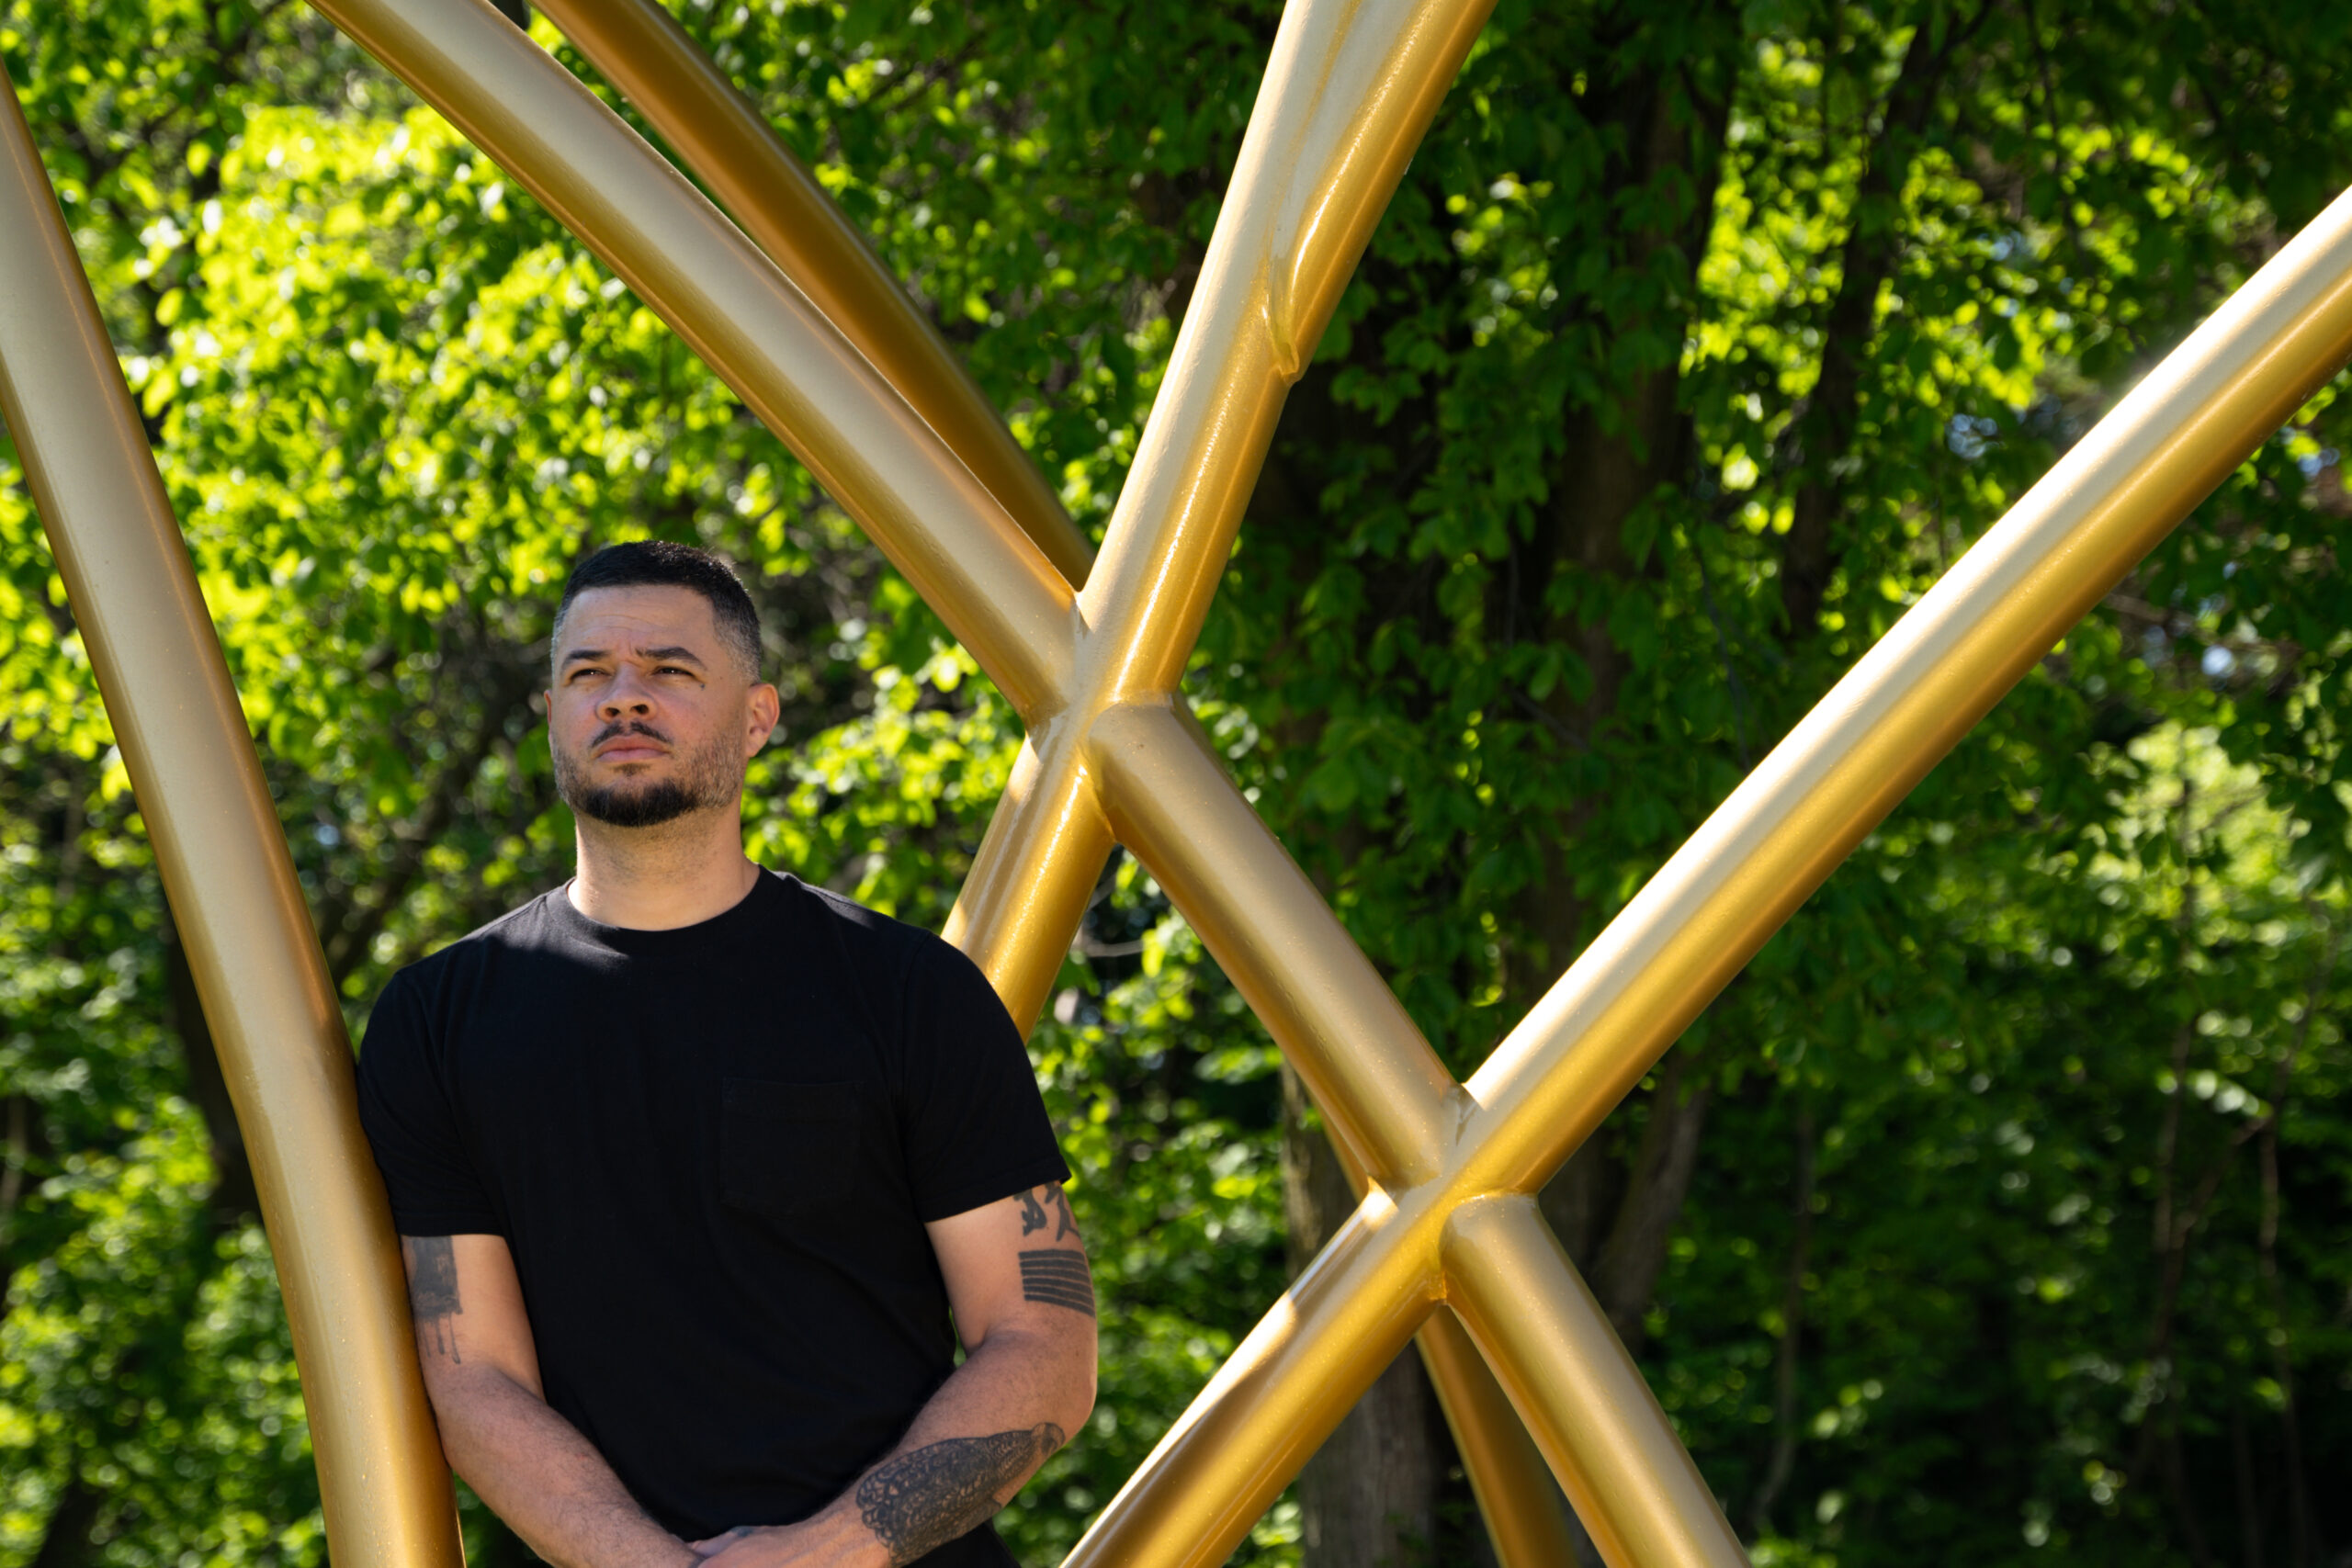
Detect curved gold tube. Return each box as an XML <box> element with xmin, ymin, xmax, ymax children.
<box><xmin>1444</xmin><ymin>1199</ymin><xmax>1745</xmax><ymax>1568</ymax></box>
<box><xmin>303</xmin><ymin>0</ymin><xmax>1078</xmax><ymax>720</ymax></box>
<box><xmin>1077</xmin><ymin>0</ymin><xmax>1498</xmax><ymax>703</ymax></box>
<box><xmin>1064</xmin><ymin>179</ymin><xmax>2352</xmax><ymax>1568</ymax></box>
<box><xmin>79</xmin><ymin>0</ymin><xmax>2343</xmax><ymax>1557</ymax></box>
<box><xmin>1413</xmin><ymin>1309</ymin><xmax>1582</xmax><ymax>1568</ymax></box>
<box><xmin>941</xmin><ymin>727</ymin><xmax>1114</xmax><ymax>1035</ymax></box>
<box><xmin>527</xmin><ymin>0</ymin><xmax>1096</xmax><ymax>588</ymax></box>
<box><xmin>944</xmin><ymin>0</ymin><xmax>1509</xmax><ymax>1021</ymax></box>
<box><xmin>1069</xmin><ymin>1182</ymin><xmax>1453</xmax><ymax>1566</ymax></box>
<box><xmin>0</xmin><ymin>68</ymin><xmax>462</xmax><ymax>1568</ymax></box>
<box><xmin>1091</xmin><ymin>702</ymin><xmax>1456</xmax><ymax>1189</ymax></box>
<box><xmin>1452</xmin><ymin>176</ymin><xmax>2352</xmax><ymax>1198</ymax></box>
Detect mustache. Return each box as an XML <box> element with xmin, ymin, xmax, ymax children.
<box><xmin>590</xmin><ymin>720</ymin><xmax>673</xmax><ymax>750</ymax></box>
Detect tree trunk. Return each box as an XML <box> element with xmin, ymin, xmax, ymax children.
<box><xmin>1747</xmin><ymin>1100</ymin><xmax>1815</xmax><ymax>1537</ymax></box>
<box><xmin>1513</xmin><ymin>2</ymin><xmax>1739</xmax><ymax>1384</ymax></box>
<box><xmin>30</xmin><ymin>1480</ymin><xmax>102</xmax><ymax>1568</ymax></box>
<box><xmin>1780</xmin><ymin>8</ymin><xmax>1983</xmax><ymax>634</ymax></box>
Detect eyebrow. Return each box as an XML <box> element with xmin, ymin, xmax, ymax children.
<box><xmin>558</xmin><ymin>644</ymin><xmax>708</xmax><ymax>669</ymax></box>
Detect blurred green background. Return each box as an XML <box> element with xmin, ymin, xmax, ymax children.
<box><xmin>5</xmin><ymin>0</ymin><xmax>2352</xmax><ymax>1563</ymax></box>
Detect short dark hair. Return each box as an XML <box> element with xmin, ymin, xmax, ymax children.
<box><xmin>553</xmin><ymin>541</ymin><xmax>763</xmax><ymax>681</ymax></box>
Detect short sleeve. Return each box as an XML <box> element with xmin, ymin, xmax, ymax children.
<box><xmin>355</xmin><ymin>969</ymin><xmax>505</xmax><ymax>1236</ymax></box>
<box><xmin>895</xmin><ymin>937</ymin><xmax>1071</xmax><ymax>1223</ymax></box>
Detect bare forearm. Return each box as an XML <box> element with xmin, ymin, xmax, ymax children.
<box><xmin>892</xmin><ymin>1324</ymin><xmax>1093</xmax><ymax>1462</ymax></box>
<box><xmin>431</xmin><ymin>1365</ymin><xmax>692</xmax><ymax>1568</ymax></box>
<box><xmin>801</xmin><ymin>1326</ymin><xmax>1093</xmax><ymax>1567</ymax></box>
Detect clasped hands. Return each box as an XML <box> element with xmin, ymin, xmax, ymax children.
<box><xmin>685</xmin><ymin>1506</ymin><xmax>891</xmax><ymax>1568</ymax></box>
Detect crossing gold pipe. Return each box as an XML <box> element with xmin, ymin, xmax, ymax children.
<box><xmin>1075</xmin><ymin>0</ymin><xmax>1497</xmax><ymax>704</ymax></box>
<box><xmin>943</xmin><ymin>728</ymin><xmax>1113</xmax><ymax>1034</ymax></box>
<box><xmin>1445</xmin><ymin>1200</ymin><xmax>1745</xmax><ymax>1568</ymax></box>
<box><xmin>527</xmin><ymin>0</ymin><xmax>1096</xmax><ymax>588</ymax></box>
<box><xmin>1094</xmin><ymin>704</ymin><xmax>1577</xmax><ymax>1564</ymax></box>
<box><xmin>1067</xmin><ymin>179</ymin><xmax>2352</xmax><ymax>1568</ymax></box>
<box><xmin>0</xmin><ymin>67</ymin><xmax>462</xmax><ymax>1568</ymax></box>
<box><xmin>1300</xmin><ymin>1039</ymin><xmax>1578</xmax><ymax>1568</ymax></box>
<box><xmin>949</xmin><ymin>0</ymin><xmax>1519</xmax><ymax>1020</ymax></box>
<box><xmin>961</xmin><ymin>0</ymin><xmax>1500</xmax><ymax>1195</ymax></box>
<box><xmin>310</xmin><ymin>2</ymin><xmax>1574</xmax><ymax>1558</ymax></box>
<box><xmin>1092</xmin><ymin>702</ymin><xmax>1456</xmax><ymax>1189</ymax></box>
<box><xmin>303</xmin><ymin>0</ymin><xmax>1077</xmax><ymax>720</ymax></box>
<box><xmin>940</xmin><ymin>0</ymin><xmax>1489</xmax><ymax>1175</ymax></box>
<box><xmin>1071</xmin><ymin>1180</ymin><xmax>1452</xmax><ymax>1562</ymax></box>
<box><xmin>1414</xmin><ymin>1308</ymin><xmax>1582</xmax><ymax>1568</ymax></box>
<box><xmin>1450</xmin><ymin>175</ymin><xmax>2352</xmax><ymax>1200</ymax></box>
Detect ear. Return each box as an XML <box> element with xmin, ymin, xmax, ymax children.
<box><xmin>744</xmin><ymin>682</ymin><xmax>781</xmax><ymax>756</ymax></box>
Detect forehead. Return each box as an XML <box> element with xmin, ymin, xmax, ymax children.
<box><xmin>558</xmin><ymin>584</ymin><xmax>720</xmax><ymax>650</ymax></box>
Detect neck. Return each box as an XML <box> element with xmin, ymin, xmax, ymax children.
<box><xmin>568</xmin><ymin>803</ymin><xmax>759</xmax><ymax>931</ymax></box>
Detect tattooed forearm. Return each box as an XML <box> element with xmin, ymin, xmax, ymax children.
<box><xmin>403</xmin><ymin>1235</ymin><xmax>462</xmax><ymax>1362</ymax></box>
<box><xmin>856</xmin><ymin>1424</ymin><xmax>1064</xmax><ymax>1565</ymax></box>
<box><xmin>1018</xmin><ymin>1250</ymin><xmax>1096</xmax><ymax>1317</ymax></box>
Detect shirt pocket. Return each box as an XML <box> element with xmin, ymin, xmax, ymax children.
<box><xmin>719</xmin><ymin>1077</ymin><xmax>866</xmax><ymax>1220</ymax></box>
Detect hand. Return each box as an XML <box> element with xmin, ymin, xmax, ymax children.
<box><xmin>686</xmin><ymin>1511</ymin><xmax>888</xmax><ymax>1568</ymax></box>
<box><xmin>686</xmin><ymin>1528</ymin><xmax>755</xmax><ymax>1559</ymax></box>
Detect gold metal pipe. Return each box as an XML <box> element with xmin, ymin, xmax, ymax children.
<box><xmin>1443</xmin><ymin>1199</ymin><xmax>1744</xmax><ymax>1568</ymax></box>
<box><xmin>1058</xmin><ymin>1102</ymin><xmax>1675</xmax><ymax>1568</ymax></box>
<box><xmin>944</xmin><ymin>0</ymin><xmax>1510</xmax><ymax>1026</ymax></box>
<box><xmin>1071</xmin><ymin>179</ymin><xmax>2352</xmax><ymax>1568</ymax></box>
<box><xmin>952</xmin><ymin>0</ymin><xmax>1501</xmax><ymax>1177</ymax></box>
<box><xmin>1090</xmin><ymin>716</ymin><xmax>1571</xmax><ymax>1561</ymax></box>
<box><xmin>948</xmin><ymin>0</ymin><xmax>1501</xmax><ymax>1039</ymax></box>
<box><xmin>940</xmin><ymin>730</ymin><xmax>1114</xmax><ymax>1035</ymax></box>
<box><xmin>1091</xmin><ymin>701</ymin><xmax>1455</xmax><ymax>1187</ymax></box>
<box><xmin>306</xmin><ymin>1</ymin><xmax>1580</xmax><ymax>1556</ymax></box>
<box><xmin>1060</xmin><ymin>1156</ymin><xmax>1605</xmax><ymax>1568</ymax></box>
<box><xmin>1413</xmin><ymin>1308</ymin><xmax>1582</xmax><ymax>1568</ymax></box>
<box><xmin>0</xmin><ymin>68</ymin><xmax>462</xmax><ymax>1568</ymax></box>
<box><xmin>1450</xmin><ymin>176</ymin><xmax>2352</xmax><ymax>1200</ymax></box>
<box><xmin>305</xmin><ymin>0</ymin><xmax>1078</xmax><ymax>720</ymax></box>
<box><xmin>1076</xmin><ymin>0</ymin><xmax>1498</xmax><ymax>704</ymax></box>
<box><xmin>1317</xmin><ymin>1084</ymin><xmax>1580</xmax><ymax>1568</ymax></box>
<box><xmin>527</xmin><ymin>0</ymin><xmax>1096</xmax><ymax>588</ymax></box>
<box><xmin>1065</xmin><ymin>1181</ymin><xmax>1452</xmax><ymax>1568</ymax></box>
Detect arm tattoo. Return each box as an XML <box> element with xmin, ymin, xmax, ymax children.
<box><xmin>1017</xmin><ymin>1183</ymin><xmax>1079</xmax><ymax>1241</ymax></box>
<box><xmin>404</xmin><ymin>1236</ymin><xmax>462</xmax><ymax>1362</ymax></box>
<box><xmin>1018</xmin><ymin>1250</ymin><xmax>1096</xmax><ymax>1318</ymax></box>
<box><xmin>856</xmin><ymin>1425</ymin><xmax>1064</xmax><ymax>1564</ymax></box>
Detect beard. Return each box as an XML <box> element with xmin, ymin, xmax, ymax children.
<box><xmin>552</xmin><ymin>719</ymin><xmax>742</xmax><ymax>829</ymax></box>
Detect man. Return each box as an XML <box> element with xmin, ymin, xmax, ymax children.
<box><xmin>356</xmin><ymin>540</ymin><xmax>1096</xmax><ymax>1568</ymax></box>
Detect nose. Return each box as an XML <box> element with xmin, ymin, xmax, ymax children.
<box><xmin>597</xmin><ymin>667</ymin><xmax>655</xmax><ymax>720</ymax></box>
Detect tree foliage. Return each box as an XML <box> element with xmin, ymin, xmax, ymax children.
<box><xmin>4</xmin><ymin>0</ymin><xmax>2352</xmax><ymax>1565</ymax></box>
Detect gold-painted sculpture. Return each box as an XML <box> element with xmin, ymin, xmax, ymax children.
<box><xmin>5</xmin><ymin>1</ymin><xmax>2352</xmax><ymax>1564</ymax></box>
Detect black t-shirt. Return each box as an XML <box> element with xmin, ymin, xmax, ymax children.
<box><xmin>355</xmin><ymin>871</ymin><xmax>1069</xmax><ymax>1562</ymax></box>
